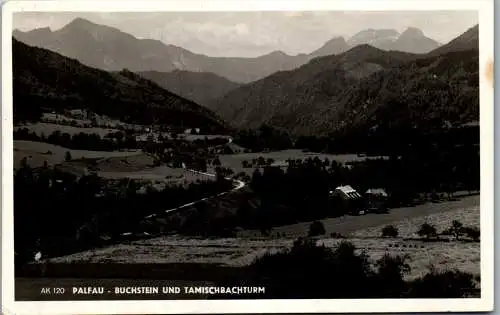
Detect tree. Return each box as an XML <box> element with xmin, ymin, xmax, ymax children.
<box><xmin>65</xmin><ymin>151</ymin><xmax>72</xmax><ymax>162</ymax></box>
<box><xmin>375</xmin><ymin>253</ymin><xmax>411</xmax><ymax>297</ymax></box>
<box><xmin>308</xmin><ymin>221</ymin><xmax>326</xmax><ymax>237</ymax></box>
<box><xmin>213</xmin><ymin>157</ymin><xmax>221</xmax><ymax>167</ymax></box>
<box><xmin>381</xmin><ymin>225</ymin><xmax>399</xmax><ymax>238</ymax></box>
<box><xmin>449</xmin><ymin>220</ymin><xmax>464</xmax><ymax>240</ymax></box>
<box><xmin>20</xmin><ymin>157</ymin><xmax>29</xmax><ymax>168</ymax></box>
<box><xmin>417</xmin><ymin>223</ymin><xmax>437</xmax><ymax>240</ymax></box>
<box><xmin>463</xmin><ymin>226</ymin><xmax>480</xmax><ymax>241</ymax></box>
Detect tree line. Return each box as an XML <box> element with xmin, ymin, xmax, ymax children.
<box><xmin>232</xmin><ymin>123</ymin><xmax>479</xmax><ymax>156</ymax></box>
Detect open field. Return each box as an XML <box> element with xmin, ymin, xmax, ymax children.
<box><xmin>56</xmin><ymin>153</ymin><xmax>215</xmax><ymax>185</ymax></box>
<box><xmin>14</xmin><ymin>140</ymin><xmax>141</xmax><ymax>169</ymax></box>
<box><xmin>99</xmin><ymin>166</ymin><xmax>214</xmax><ymax>185</ymax></box>
<box><xmin>238</xmin><ymin>194</ymin><xmax>479</xmax><ymax>238</ymax></box>
<box><xmin>218</xmin><ymin>149</ymin><xmax>389</xmax><ymax>174</ymax></box>
<box><xmin>182</xmin><ymin>134</ymin><xmax>231</xmax><ymax>141</ymax></box>
<box><xmin>44</xmin><ymin>195</ymin><xmax>480</xmax><ymax>281</ymax></box>
<box><xmin>351</xmin><ymin>203</ymin><xmax>480</xmax><ymax>238</ymax></box>
<box><xmin>45</xmin><ymin>237</ymin><xmax>479</xmax><ymax>282</ymax></box>
<box><xmin>16</xmin><ymin>122</ymin><xmax>121</xmax><ymax>137</ymax></box>
<box><xmin>42</xmin><ymin>113</ymin><xmax>91</xmax><ymax>125</ymax></box>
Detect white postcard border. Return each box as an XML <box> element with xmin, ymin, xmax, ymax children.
<box><xmin>1</xmin><ymin>0</ymin><xmax>494</xmax><ymax>314</ymax></box>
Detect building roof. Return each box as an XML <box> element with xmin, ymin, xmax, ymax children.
<box><xmin>334</xmin><ymin>185</ymin><xmax>362</xmax><ymax>199</ymax></box>
<box><xmin>365</xmin><ymin>188</ymin><xmax>388</xmax><ymax>197</ymax></box>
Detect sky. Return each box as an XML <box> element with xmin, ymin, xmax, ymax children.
<box><xmin>13</xmin><ymin>11</ymin><xmax>478</xmax><ymax>57</ymax></box>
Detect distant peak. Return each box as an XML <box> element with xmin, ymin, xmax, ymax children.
<box><xmin>348</xmin><ymin>43</ymin><xmax>380</xmax><ymax>51</ymax></box>
<box><xmin>353</xmin><ymin>28</ymin><xmax>400</xmax><ymax>36</ymax></box>
<box><xmin>63</xmin><ymin>17</ymin><xmax>100</xmax><ymax>30</ymax></box>
<box><xmin>325</xmin><ymin>36</ymin><xmax>347</xmax><ymax>43</ymax></box>
<box><xmin>400</xmin><ymin>27</ymin><xmax>425</xmax><ymax>37</ymax></box>
<box><xmin>272</xmin><ymin>50</ymin><xmax>287</xmax><ymax>55</ymax></box>
<box><xmin>263</xmin><ymin>50</ymin><xmax>288</xmax><ymax>57</ymax></box>
<box><xmin>14</xmin><ymin>26</ymin><xmax>52</xmax><ymax>35</ymax></box>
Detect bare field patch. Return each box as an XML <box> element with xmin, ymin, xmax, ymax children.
<box><xmin>14</xmin><ymin>140</ymin><xmax>141</xmax><ymax>169</ymax></box>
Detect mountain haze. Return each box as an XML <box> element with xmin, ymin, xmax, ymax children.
<box><xmin>13</xmin><ymin>18</ymin><xmax>305</xmax><ymax>83</ymax></box>
<box><xmin>346</xmin><ymin>27</ymin><xmax>440</xmax><ymax>53</ymax></box>
<box><xmin>14</xmin><ymin>18</ymin><xmax>443</xmax><ymax>84</ymax></box>
<box><xmin>137</xmin><ymin>70</ymin><xmax>241</xmax><ymax>107</ymax></box>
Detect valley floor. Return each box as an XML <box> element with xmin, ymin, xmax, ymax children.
<box><xmin>23</xmin><ymin>195</ymin><xmax>479</xmax><ymax>282</ymax></box>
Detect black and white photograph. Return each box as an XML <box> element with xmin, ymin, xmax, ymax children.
<box><xmin>1</xmin><ymin>0</ymin><xmax>494</xmax><ymax>314</ymax></box>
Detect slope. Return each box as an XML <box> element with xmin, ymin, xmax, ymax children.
<box><xmin>209</xmin><ymin>25</ymin><xmax>478</xmax><ymax>136</ymax></box>
<box><xmin>209</xmin><ymin>45</ymin><xmax>419</xmax><ymax>135</ymax></box>
<box><xmin>318</xmin><ymin>49</ymin><xmax>479</xmax><ymax>134</ymax></box>
<box><xmin>427</xmin><ymin>25</ymin><xmax>478</xmax><ymax>56</ymax></box>
<box><xmin>137</xmin><ymin>70</ymin><xmax>241</xmax><ymax>107</ymax></box>
<box><xmin>13</xmin><ymin>38</ymin><xmax>228</xmax><ymax>133</ymax></box>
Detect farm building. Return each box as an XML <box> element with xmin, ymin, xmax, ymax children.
<box><xmin>329</xmin><ymin>185</ymin><xmax>365</xmax><ymax>215</ymax></box>
<box><xmin>365</xmin><ymin>188</ymin><xmax>389</xmax><ymax>212</ymax></box>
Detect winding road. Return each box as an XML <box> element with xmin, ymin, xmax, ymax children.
<box><xmin>138</xmin><ymin>136</ymin><xmax>245</xmax><ymax>221</ymax></box>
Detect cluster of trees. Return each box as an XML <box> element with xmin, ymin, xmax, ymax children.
<box><xmin>14</xmin><ymin>162</ymin><xmax>233</xmax><ymax>264</ymax></box>
<box><xmin>237</xmin><ymin>143</ymin><xmax>479</xmax><ymax>231</ymax></box>
<box><xmin>240</xmin><ymin>237</ymin><xmax>478</xmax><ymax>298</ymax></box>
<box><xmin>241</xmin><ymin>157</ymin><xmax>276</xmax><ymax>168</ymax></box>
<box><xmin>295</xmin><ymin>125</ymin><xmax>479</xmax><ymax>156</ymax></box>
<box><xmin>233</xmin><ymin>125</ymin><xmax>293</xmax><ymax>152</ymax></box>
<box><xmin>381</xmin><ymin>221</ymin><xmax>480</xmax><ymax>242</ymax></box>
<box><xmin>231</xmin><ymin>121</ymin><xmax>478</xmax><ymax>158</ymax></box>
<box><xmin>14</xmin><ymin>128</ymin><xmax>138</xmax><ymax>151</ymax></box>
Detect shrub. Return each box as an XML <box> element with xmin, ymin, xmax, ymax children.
<box><xmin>463</xmin><ymin>226</ymin><xmax>480</xmax><ymax>241</ymax></box>
<box><xmin>381</xmin><ymin>225</ymin><xmax>399</xmax><ymax>238</ymax></box>
<box><xmin>450</xmin><ymin>220</ymin><xmax>464</xmax><ymax>240</ymax></box>
<box><xmin>308</xmin><ymin>221</ymin><xmax>326</xmax><ymax>237</ymax></box>
<box><xmin>417</xmin><ymin>223</ymin><xmax>437</xmax><ymax>240</ymax></box>
<box><xmin>408</xmin><ymin>269</ymin><xmax>478</xmax><ymax>298</ymax></box>
<box><xmin>330</xmin><ymin>232</ymin><xmax>344</xmax><ymax>239</ymax></box>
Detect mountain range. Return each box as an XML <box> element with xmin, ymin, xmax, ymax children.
<box><xmin>14</xmin><ymin>17</ymin><xmax>441</xmax><ymax>84</ymax></box>
<box><xmin>13</xmin><ymin>19</ymin><xmax>479</xmax><ymax>137</ymax></box>
<box><xmin>13</xmin><ymin>38</ymin><xmax>228</xmax><ymax>133</ymax></box>
<box><xmin>208</xmin><ymin>25</ymin><xmax>479</xmax><ymax>135</ymax></box>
